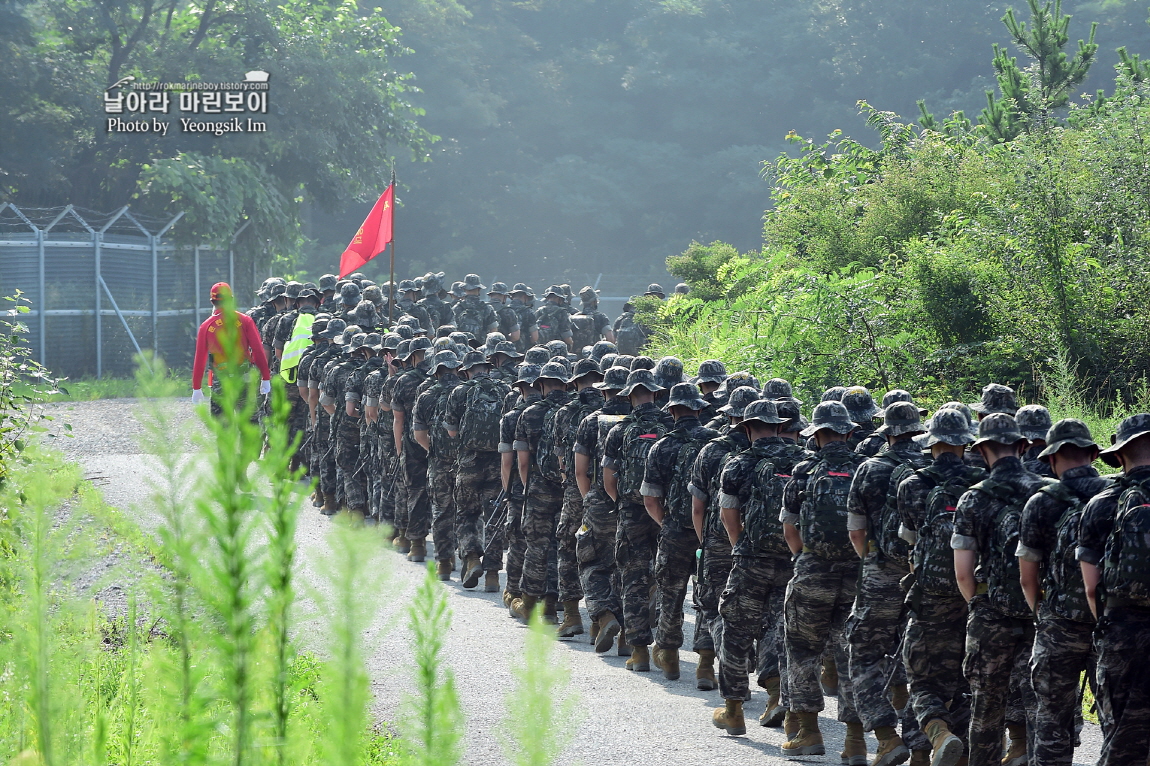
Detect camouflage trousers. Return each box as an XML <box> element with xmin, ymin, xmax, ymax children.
<box><xmin>694</xmin><ymin>530</ymin><xmax>733</xmax><ymax>654</ymax></box>
<box><xmin>311</xmin><ymin>411</ymin><xmax>338</xmax><ymax>497</ymax></box>
<box><xmin>784</xmin><ymin>551</ymin><xmax>860</xmax><ymax>722</ymax></box>
<box><xmin>399</xmin><ymin>448</ymin><xmax>431</xmax><ymax>540</ymax></box>
<box><xmin>615</xmin><ymin>501</ymin><xmax>658</xmax><ymax>647</ymax></box>
<box><xmin>1095</xmin><ymin>607</ymin><xmax>1150</xmax><ymax>766</ymax></box>
<box><xmin>518</xmin><ymin>474</ymin><xmax>563</xmax><ymax>599</ymax></box>
<box><xmin>903</xmin><ymin>592</ymin><xmax>970</xmax><ymax>742</ymax></box>
<box><xmin>371</xmin><ymin>447</ymin><xmax>398</xmax><ymax>526</ymax></box>
<box><xmin>576</xmin><ymin>489</ymin><xmax>621</xmax><ymax>621</ymax></box>
<box><xmin>284</xmin><ymin>384</ymin><xmax>309</xmax><ymax>466</ymax></box>
<box><xmin>429</xmin><ymin>458</ymin><xmax>457</xmax><ymax>563</ymax></box>
<box><xmin>718</xmin><ymin>553</ymin><xmax>791</xmax><ymax>701</ymax></box>
<box><xmin>504</xmin><ymin>477</ymin><xmax>527</xmax><ymax>597</ymax></box>
<box><xmin>652</xmin><ymin>525</ymin><xmax>699</xmax><ymax>651</ymax></box>
<box><xmin>846</xmin><ymin>555</ymin><xmax>926</xmax><ymax>749</ymax></box>
<box><xmin>557</xmin><ymin>482</ymin><xmax>584</xmax><ymax>602</ymax></box>
<box><xmin>335</xmin><ymin>422</ymin><xmax>366</xmax><ymax>513</ymax></box>
<box><xmin>1030</xmin><ymin>613</ymin><xmax>1094</xmax><ymax>766</ymax></box>
<box><xmin>962</xmin><ymin>600</ymin><xmax>1036</xmax><ymax>766</ymax></box>
<box><xmin>453</xmin><ymin>450</ymin><xmax>503</xmax><ymax>570</ymax></box>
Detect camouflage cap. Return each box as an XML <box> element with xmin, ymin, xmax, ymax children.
<box><xmin>1015</xmin><ymin>404</ymin><xmax>1053</xmax><ymax>441</ymax></box>
<box><xmin>613</xmin><ymin>354</ymin><xmax>635</xmax><ymax>370</ymax></box>
<box><xmin>362</xmin><ymin>332</ymin><xmax>384</xmax><ymax>351</ymax></box>
<box><xmin>285</xmin><ymin>281</ymin><xmax>304</xmax><ymax>299</ymax></box>
<box><xmin>338</xmin><ymin>282</ymin><xmax>361</xmax><ymax>306</ymax></box>
<box><xmin>488</xmin><ymin>281</ymin><xmax>511</xmax><ymax>296</ymax></box>
<box><xmin>937</xmin><ymin>401</ymin><xmax>976</xmax><ymax>425</ymax></box>
<box><xmin>422</xmin><ymin>273</ymin><xmax>443</xmax><ymax>295</ymax></box>
<box><xmin>333</xmin><ymin>325</ymin><xmax>362</xmax><ymax>345</ymax></box>
<box><xmin>394</xmin><ymin>325</ymin><xmax>415</xmax><ymax>340</ymax></box>
<box><xmin>297</xmin><ymin>287</ymin><xmax>320</xmax><ymax>301</ymax></box>
<box><xmin>598</xmin><ymin>353</ymin><xmax>618</xmax><ymax>373</ymax></box>
<box><xmin>510</xmin><ymin>282</ymin><xmax>535</xmax><ymax>297</ymax></box>
<box><xmin>923</xmin><ymin>407</ymin><xmax>978</xmax><ymax>447</ymax></box>
<box><xmin>653</xmin><ymin>356</ymin><xmax>686</xmax><ymax>389</ymax></box>
<box><xmin>1038</xmin><ymin>418</ymin><xmax>1098</xmax><ymax>462</ymax></box>
<box><xmin>762</xmin><ymin>377</ymin><xmax>800</xmax><ymax>403</ymax></box>
<box><xmin>1099</xmin><ymin>413</ymin><xmax>1150</xmax><ymax>467</ymax></box>
<box><xmin>644</xmin><ymin>283</ymin><xmax>666</xmax><ymax>297</ymax></box>
<box><xmin>571</xmin><ymin>358</ymin><xmax>603</xmax><ymax>381</ymax></box>
<box><xmin>590</xmin><ymin>340</ymin><xmax>618</xmax><ymax>363</ymax></box>
<box><xmin>619</xmin><ymin>368</ymin><xmax>663</xmax><ymax>397</ymax></box>
<box><xmin>875</xmin><ymin>401</ymin><xmax>925</xmax><ymax>437</ymax></box>
<box><xmin>718</xmin><ymin>386</ymin><xmax>761</xmax><ymax>417</ymax></box>
<box><xmin>525</xmin><ymin>346</ymin><xmax>550</xmax><ymax>366</ymax></box>
<box><xmin>349</xmin><ymin>272</ymin><xmax>367</xmax><ymax>283</ymax></box>
<box><xmin>318</xmin><ymin>274</ymin><xmax>338</xmax><ymax>291</ymax></box>
<box><xmin>674</xmin><ymin>283</ymin><xmax>690</xmax><ymax>295</ymax></box>
<box><xmin>433</xmin><ymin>336</ymin><xmax>454</xmax><ymax>351</ymax></box>
<box><xmin>346</xmin><ymin>332</ymin><xmax>371</xmax><ymax>353</ymax></box>
<box><xmin>594</xmin><ymin>366</ymin><xmax>630</xmax><ymax>391</ymax></box>
<box><xmin>395</xmin><ymin>339</ymin><xmax>412</xmax><ymax>360</ymax></box>
<box><xmin>514</xmin><ymin>363</ymin><xmax>542</xmax><ymax>388</ymax></box>
<box><xmin>397</xmin><ymin>314</ymin><xmax>420</xmax><ymax>329</ymax></box>
<box><xmin>696</xmin><ymin>359</ymin><xmax>728</xmax><ymax>385</ymax></box>
<box><xmin>381</xmin><ymin>333</ymin><xmax>403</xmax><ymax>351</ymax></box>
<box><xmin>492</xmin><ymin>340</ymin><xmax>523</xmax><ymax>359</ymax></box>
<box><xmin>463</xmin><ymin>274</ymin><xmax>486</xmax><ymax>291</ymax></box>
<box><xmin>969</xmin><ymin>383</ymin><xmax>1019</xmax><ymax>415</ymax></box>
<box><xmin>436</xmin><ymin>325</ymin><xmax>457</xmax><ymax>338</ymax></box>
<box><xmin>664</xmin><ymin>381</ymin><xmax>708</xmax><ymax>411</ymax></box>
<box><xmin>537</xmin><ymin>361</ymin><xmax>571</xmax><ymax>384</ymax></box>
<box><xmin>631</xmin><ymin>355</ymin><xmax>656</xmax><ymax>372</ymax></box>
<box><xmin>317</xmin><ymin>318</ymin><xmax>348</xmax><ymax>339</ymax></box>
<box><xmin>739</xmin><ymin>398</ymin><xmax>787</xmax><ymax>427</ymax></box>
<box><xmin>821</xmin><ymin>386</ymin><xmax>847</xmax><ymax>402</ymax></box>
<box><xmin>460</xmin><ymin>350</ymin><xmax>489</xmax><ymax>370</ymax></box>
<box><xmin>876</xmin><ymin>389</ymin><xmax>916</xmax><ymax>417</ymax></box>
<box><xmin>546</xmin><ymin>339</ymin><xmax>570</xmax><ymax>360</ymax></box>
<box><xmin>842</xmin><ymin>386</ymin><xmax>879</xmax><ymax>423</ymax></box>
<box><xmin>800</xmin><ymin>401</ymin><xmax>856</xmax><ymax>437</ymax></box>
<box><xmin>429</xmin><ymin>349</ymin><xmax>462</xmax><ymax>373</ymax></box>
<box><xmin>972</xmin><ymin>412</ymin><xmax>1025</xmax><ymax>448</ymax></box>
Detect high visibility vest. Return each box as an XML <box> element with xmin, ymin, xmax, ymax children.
<box><xmin>280</xmin><ymin>312</ymin><xmax>315</xmax><ymax>382</ymax></box>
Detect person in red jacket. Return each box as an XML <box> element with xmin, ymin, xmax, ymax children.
<box><xmin>192</xmin><ymin>282</ymin><xmax>272</xmax><ymax>411</ymax></box>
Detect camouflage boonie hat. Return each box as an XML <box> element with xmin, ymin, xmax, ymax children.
<box><xmin>488</xmin><ymin>282</ymin><xmax>510</xmax><ymax>296</ymax></box>
<box><xmin>318</xmin><ymin>274</ymin><xmax>338</xmax><ymax>291</ymax></box>
<box><xmin>922</xmin><ymin>407</ymin><xmax>978</xmax><ymax>447</ymax></box>
<box><xmin>310</xmin><ymin>318</ymin><xmax>330</xmax><ymax>339</ymax></box>
<box><xmin>339</xmin><ymin>282</ymin><xmax>361</xmax><ymax>306</ymax></box>
<box><xmin>972</xmin><ymin>413</ymin><xmax>1025</xmax><ymax>448</ymax></box>
<box><xmin>969</xmin><ymin>383</ymin><xmax>1019</xmax><ymax>416</ymax></box>
<box><xmin>484</xmin><ymin>332</ymin><xmax>507</xmax><ymax>352</ymax></box>
<box><xmin>492</xmin><ymin>340</ymin><xmax>523</xmax><ymax>359</ymax></box>
<box><xmin>525</xmin><ymin>346</ymin><xmax>550</xmax><ymax>366</ymax></box>
<box><xmin>590</xmin><ymin>340</ymin><xmax>617</xmax><ymax>363</ymax></box>
<box><xmin>653</xmin><ymin>356</ymin><xmax>686</xmax><ymax>389</ymax></box>
<box><xmin>876</xmin><ymin>389</ymin><xmax>917</xmax><ymax>417</ymax></box>
<box><xmin>463</xmin><ymin>274</ymin><xmax>486</xmax><ymax>292</ymax></box>
<box><xmin>875</xmin><ymin>401</ymin><xmax>925</xmax><ymax>437</ymax></box>
<box><xmin>718</xmin><ymin>371</ymin><xmax>760</xmax><ymax>395</ymax></box>
<box><xmin>335</xmin><ymin>324</ymin><xmax>363</xmax><ymax>345</ymax></box>
<box><xmin>436</xmin><ymin>325</ymin><xmax>456</xmax><ymax>339</ymax></box>
<box><xmin>381</xmin><ymin>333</ymin><xmax>402</xmax><ymax>351</ymax></box>
<box><xmin>344</xmin><ymin>333</ymin><xmax>368</xmax><ymax>353</ymax></box>
<box><xmin>1100</xmin><ymin>413</ymin><xmax>1150</xmax><ymax>467</ymax></box>
<box><xmin>460</xmin><ymin>350</ymin><xmax>489</xmax><ymax>370</ymax></box>
<box><xmin>644</xmin><ymin>283</ymin><xmax>666</xmax><ymax>297</ymax></box>
<box><xmin>1015</xmin><ymin>404</ymin><xmax>1053</xmax><ymax>441</ymax></box>
<box><xmin>546</xmin><ymin>340</ymin><xmax>570</xmax><ymax>360</ymax></box>
<box><xmin>801</xmin><ymin>401</ymin><xmax>856</xmax><ymax>437</ymax></box>
<box><xmin>594</xmin><ymin>366</ymin><xmax>630</xmax><ymax>391</ymax></box>
<box><xmin>266</xmin><ymin>282</ymin><xmax>287</xmax><ymax>301</ymax></box>
<box><xmin>400</xmin><ymin>336</ymin><xmax>433</xmax><ymax>361</ymax></box>
<box><xmin>318</xmin><ymin>318</ymin><xmax>347</xmax><ymax>339</ymax></box>
<box><xmin>579</xmin><ymin>286</ymin><xmax>599</xmax><ymax>301</ymax></box>
<box><xmin>395</xmin><ymin>339</ymin><xmax>412</xmax><ymax>360</ymax></box>
<box><xmin>542</xmin><ymin>284</ymin><xmax>565</xmax><ymax>299</ymax></box>
<box><xmin>696</xmin><ymin>360</ymin><xmax>728</xmax><ymax>385</ymax></box>
<box><xmin>352</xmin><ymin>301</ymin><xmax>377</xmax><ymax>327</ymax></box>
<box><xmin>762</xmin><ymin>377</ymin><xmax>800</xmax><ymax>403</ymax></box>
<box><xmin>297</xmin><ymin>287</ymin><xmax>320</xmax><ymax>301</ymax></box>
<box><xmin>718</xmin><ymin>386</ymin><xmax>761</xmax><ymax>417</ymax></box>
<box><xmin>433</xmin><ymin>336</ymin><xmax>454</xmax><ymax>352</ymax></box>
<box><xmin>598</xmin><ymin>353</ymin><xmax>618</xmax><ymax>373</ymax></box>
<box><xmin>397</xmin><ymin>279</ymin><xmax>417</xmax><ymax>293</ymax></box>
<box><xmin>739</xmin><ymin>399</ymin><xmax>787</xmax><ymax>427</ymax></box>
<box><xmin>1039</xmin><ymin>419</ymin><xmax>1098</xmax><ymax>462</ymax></box>
<box><xmin>613</xmin><ymin>355</ymin><xmax>635</xmax><ymax>370</ymax></box>
<box><xmin>362</xmin><ymin>332</ymin><xmax>384</xmax><ymax>351</ymax></box>
<box><xmin>397</xmin><ymin>314</ymin><xmax>420</xmax><ymax>329</ymax></box>
<box><xmin>285</xmin><ymin>281</ymin><xmax>304</xmax><ymax>299</ymax></box>
<box><xmin>450</xmin><ymin>281</ymin><xmax>466</xmax><ymax>299</ymax></box>
<box><xmin>513</xmin><ymin>363</ymin><xmax>542</xmax><ymax>388</ymax></box>
<box><xmin>394</xmin><ymin>325</ymin><xmax>415</xmax><ymax>340</ymax></box>
<box><xmin>537</xmin><ymin>361</ymin><xmax>571</xmax><ymax>384</ymax></box>
<box><xmin>571</xmin><ymin>358</ymin><xmax>602</xmax><ymax>381</ymax></box>
<box><xmin>348</xmin><ymin>272</ymin><xmax>366</xmax><ymax>283</ymax></box>
<box><xmin>937</xmin><ymin>401</ymin><xmax>975</xmax><ymax>424</ymax></box>
<box><xmin>510</xmin><ymin>282</ymin><xmax>535</xmax><ymax>297</ymax></box>
<box><xmin>450</xmin><ymin>331</ymin><xmax>475</xmax><ymax>348</ymax></box>
<box><xmin>821</xmin><ymin>386</ymin><xmax>847</xmax><ymax>402</ymax></box>
<box><xmin>619</xmin><ymin>369</ymin><xmax>663</xmax><ymax>397</ymax></box>
<box><xmin>631</xmin><ymin>355</ymin><xmax>656</xmax><ymax>372</ymax></box>
<box><xmin>842</xmin><ymin>386</ymin><xmax>879</xmax><ymax>423</ymax></box>
<box><xmin>665</xmin><ymin>382</ymin><xmax>708</xmax><ymax>411</ymax></box>
<box><xmin>429</xmin><ymin>349</ymin><xmax>462</xmax><ymax>373</ymax></box>
<box><xmin>674</xmin><ymin>283</ymin><xmax>690</xmax><ymax>295</ymax></box>
<box><xmin>362</xmin><ymin>284</ymin><xmax>383</xmax><ymax>304</ymax></box>
<box><xmin>775</xmin><ymin>399</ymin><xmax>802</xmax><ymax>431</ymax></box>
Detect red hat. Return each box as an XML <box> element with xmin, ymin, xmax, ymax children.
<box><xmin>210</xmin><ymin>282</ymin><xmax>233</xmax><ymax>301</ymax></box>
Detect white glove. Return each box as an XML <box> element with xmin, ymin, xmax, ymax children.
<box><xmin>191</xmin><ymin>389</ymin><xmax>206</xmax><ymax>405</ymax></box>
<box><xmin>259</xmin><ymin>379</ymin><xmax>272</xmax><ymax>395</ymax></box>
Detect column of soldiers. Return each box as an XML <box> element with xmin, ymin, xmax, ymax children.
<box><xmin>247</xmin><ymin>271</ymin><xmax>1150</xmax><ymax>766</ymax></box>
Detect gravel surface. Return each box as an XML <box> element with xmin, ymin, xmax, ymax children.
<box><xmin>44</xmin><ymin>399</ymin><xmax>1105</xmax><ymax>766</ymax></box>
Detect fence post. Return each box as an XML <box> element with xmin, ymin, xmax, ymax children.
<box><xmin>152</xmin><ymin>212</ymin><xmax>184</xmax><ymax>355</ymax></box>
<box><xmin>37</xmin><ymin>228</ymin><xmax>45</xmax><ymax>365</ymax></box>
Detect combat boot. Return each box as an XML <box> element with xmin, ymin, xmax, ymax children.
<box><xmin>783</xmin><ymin>710</ymin><xmax>799</xmax><ymax>740</ymax></box>
<box><xmin>1001</xmin><ymin>725</ymin><xmax>1026</xmax><ymax>766</ymax></box>
<box><xmin>557</xmin><ymin>600</ymin><xmax>584</xmax><ymax>638</ymax></box>
<box><xmin>435</xmin><ymin>558</ymin><xmax>453</xmax><ymax>581</ymax></box>
<box><xmin>759</xmin><ymin>676</ymin><xmax>785</xmax><ymax>727</ymax></box>
<box><xmin>820</xmin><ymin>655</ymin><xmax>839</xmax><ymax>697</ymax></box>
<box><xmin>842</xmin><ymin>721</ymin><xmax>867</xmax><ymax>766</ymax></box>
<box><xmin>652</xmin><ymin>645</ymin><xmax>680</xmax><ymax>680</ymax></box>
<box><xmin>312</xmin><ymin>489</ymin><xmax>324</xmax><ymax>508</ymax></box>
<box><xmin>484</xmin><ymin>571</ymin><xmax>500</xmax><ymax>593</ymax></box>
<box><xmin>695</xmin><ymin>648</ymin><xmax>716</xmax><ymax>690</ymax></box>
<box><xmin>503</xmin><ymin>590</ymin><xmax>518</xmax><ymax>615</ymax></box>
<box><xmin>511</xmin><ymin>594</ymin><xmax>537</xmax><ymax>621</ymax></box>
<box><xmin>322</xmin><ymin>493</ymin><xmax>339</xmax><ymax>516</ymax></box>
<box><xmin>909</xmin><ymin>750</ymin><xmax>930</xmax><ymax>766</ymax></box>
<box><xmin>891</xmin><ymin>683</ymin><xmax>910</xmax><ymax>713</ymax></box>
<box><xmin>712</xmin><ymin>699</ymin><xmax>746</xmax><ymax>736</ymax></box>
<box><xmin>781</xmin><ymin>711</ymin><xmax>824</xmax><ymax>757</ymax></box>
<box><xmin>460</xmin><ymin>555</ymin><xmax>483</xmax><ymax>589</ymax></box>
<box><xmin>871</xmin><ymin>726</ymin><xmax>909</xmax><ymax>766</ymax></box>
<box><xmin>923</xmin><ymin>719</ymin><xmax>962</xmax><ymax>766</ymax></box>
<box><xmin>626</xmin><ymin>644</ymin><xmax>650</xmax><ymax>672</ymax></box>
<box><xmin>594</xmin><ymin>612</ymin><xmax>620</xmax><ymax>654</ymax></box>
<box><xmin>589</xmin><ymin>617</ymin><xmax>600</xmax><ymax>644</ymax></box>
<box><xmin>393</xmin><ymin>530</ymin><xmax>410</xmax><ymax>554</ymax></box>
<box><xmin>542</xmin><ymin>595</ymin><xmax>559</xmax><ymax>624</ymax></box>
<box><xmin>407</xmin><ymin>538</ymin><xmax>427</xmax><ymax>563</ymax></box>
<box><xmin>617</xmin><ymin>631</ymin><xmax>630</xmax><ymax>657</ymax></box>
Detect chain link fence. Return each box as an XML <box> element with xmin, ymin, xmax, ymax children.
<box><xmin>0</xmin><ymin>203</ymin><xmax>250</xmax><ymax>379</ymax></box>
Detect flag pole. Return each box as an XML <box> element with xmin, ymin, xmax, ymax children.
<box><xmin>388</xmin><ymin>168</ymin><xmax>396</xmax><ymax>327</ymax></box>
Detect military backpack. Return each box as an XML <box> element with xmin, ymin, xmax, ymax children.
<box><xmin>1102</xmin><ymin>475</ymin><xmax>1150</xmax><ymax>610</ymax></box>
<box><xmin>534</xmin><ymin>399</ymin><xmax>567</xmax><ymax>484</ymax></box>
<box><xmin>976</xmin><ymin>476</ymin><xmax>1049</xmax><ymax>618</ymax></box>
<box><xmin>738</xmin><ymin>442</ymin><xmax>805</xmax><ymax>557</ymax></box>
<box><xmin>615</xmin><ymin>311</ymin><xmax>645</xmax><ymax>355</ymax></box>
<box><xmin>616</xmin><ymin>410</ymin><xmax>669</xmax><ymax>504</ymax></box>
<box><xmin>1042</xmin><ymin>480</ymin><xmax>1106</xmax><ymax>622</ymax></box>
<box><xmin>876</xmin><ymin>451</ymin><xmax>930</xmax><ymax>567</ymax></box>
<box><xmin>799</xmin><ymin>448</ymin><xmax>864</xmax><ymax>561</ymax></box>
<box><xmin>662</xmin><ymin>427</ymin><xmax>716</xmax><ymax>532</ymax></box>
<box><xmin>913</xmin><ymin>464</ymin><xmax>984</xmax><ymax>597</ymax></box>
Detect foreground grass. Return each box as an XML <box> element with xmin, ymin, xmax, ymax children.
<box><xmin>13</xmin><ymin>371</ymin><xmax>193</xmax><ymax>402</ymax></box>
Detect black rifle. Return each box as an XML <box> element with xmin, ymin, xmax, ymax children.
<box><xmin>485</xmin><ymin>488</ymin><xmax>509</xmax><ymax>538</ymax></box>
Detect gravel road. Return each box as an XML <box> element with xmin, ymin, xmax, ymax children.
<box><xmin>42</xmin><ymin>399</ymin><xmax>1104</xmax><ymax>766</ymax></box>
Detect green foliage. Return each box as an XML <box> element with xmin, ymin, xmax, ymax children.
<box><xmin>665</xmin><ymin>241</ymin><xmax>744</xmax><ymax>302</ymax></box>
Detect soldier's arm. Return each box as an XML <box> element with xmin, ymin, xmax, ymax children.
<box><xmin>717</xmin><ymin>456</ymin><xmax>747</xmax><ymax>548</ymax></box>
<box><xmin>574</xmin><ymin>452</ymin><xmax>592</xmax><ymax>498</ymax></box>
<box><xmin>392</xmin><ymin>409</ymin><xmax>405</xmax><ymax>456</ymax></box>
<box><xmin>1080</xmin><ymin>561</ymin><xmax>1101</xmax><ymax>619</ymax></box>
<box><xmin>782</xmin><ymin>464</ymin><xmax>808</xmax><ymax>553</ymax></box>
<box><xmin>1017</xmin><ymin>493</ymin><xmax>1047</xmax><ymax>612</ymax></box>
<box><xmin>640</xmin><ymin>439</ymin><xmax>670</xmax><ymax>526</ymax></box>
<box><xmin>518</xmin><ymin>449</ymin><xmax>531</xmax><ymax>487</ymax></box>
<box><xmin>603</xmin><ymin>466</ymin><xmax>618</xmax><ymax>502</ymax></box>
<box><xmin>951</xmin><ymin>491</ymin><xmax>980</xmax><ymax>602</ymax></box>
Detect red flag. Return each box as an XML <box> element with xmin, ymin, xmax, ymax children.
<box><xmin>339</xmin><ymin>184</ymin><xmax>394</xmax><ymax>277</ymax></box>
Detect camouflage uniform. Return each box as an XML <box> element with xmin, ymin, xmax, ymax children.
<box><xmin>362</xmin><ymin>365</ymin><xmax>393</xmax><ymax>523</ymax></box>
<box><xmin>500</xmin><ymin>391</ymin><xmax>541</xmax><ymax>599</ymax></box>
<box><xmin>534</xmin><ymin>300</ymin><xmax>573</xmax><ymax>345</ymax></box>
<box><xmin>603</xmin><ymin>400</ymin><xmax>674</xmax><ymax>647</ymax></box>
<box><xmin>320</xmin><ymin>353</ymin><xmax>367</xmax><ymax>512</ymax></box>
<box><xmin>377</xmin><ymin>368</ymin><xmax>404</xmax><ymax>526</ymax></box>
<box><xmin>555</xmin><ymin>386</ymin><xmax>605</xmax><ymax>603</ymax></box>
<box><xmin>273</xmin><ymin>305</ymin><xmax>317</xmax><ymax>457</ymax></box>
<box><xmin>346</xmin><ymin>354</ymin><xmax>386</xmax><ymax>512</ymax></box>
<box><xmin>781</xmin><ymin>439</ymin><xmax>864</xmax><ymax>724</ymax></box>
<box><xmin>413</xmin><ymin>369</ymin><xmax>463</xmax><ymax>562</ymax></box>
<box><xmin>491</xmin><ymin>300</ymin><xmax>521</xmax><ymax>340</ymax></box>
<box><xmin>445</xmin><ymin>372</ymin><xmax>511</xmax><ymax>572</ymax></box>
<box><xmin>397</xmin><ymin>297</ymin><xmax>433</xmax><ymax>334</ymax></box>
<box><xmin>1016</xmin><ymin>463</ymin><xmax>1109</xmax><ymax>766</ymax></box>
<box><xmin>452</xmin><ymin>294</ymin><xmax>499</xmax><ymax>338</ymax></box>
<box><xmin>392</xmin><ymin>359</ymin><xmax>432</xmax><ymax>540</ymax></box>
<box><xmin>951</xmin><ymin>453</ymin><xmax>1047</xmax><ymax>766</ymax></box>
<box><xmin>509</xmin><ymin>296</ymin><xmax>538</xmax><ymax>352</ymax></box>
<box><xmin>897</xmin><ymin>450</ymin><xmax>982</xmax><ymax>748</ymax></box>
<box><xmin>715</xmin><ymin>434</ymin><xmax>804</xmax><ymax>701</ymax></box>
<box><xmin>307</xmin><ymin>344</ymin><xmax>341</xmax><ymax>500</ymax></box>
<box><xmin>642</xmin><ymin>414</ymin><xmax>718</xmax><ymax>652</ymax></box>
<box><xmin>514</xmin><ymin>388</ymin><xmax>571</xmax><ymax>599</ymax></box>
<box><xmin>845</xmin><ymin>436</ymin><xmax>930</xmax><ymax>746</ymax></box>
<box><xmin>573</xmin><ymin>397</ymin><xmax>630</xmax><ymax>623</ymax></box>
